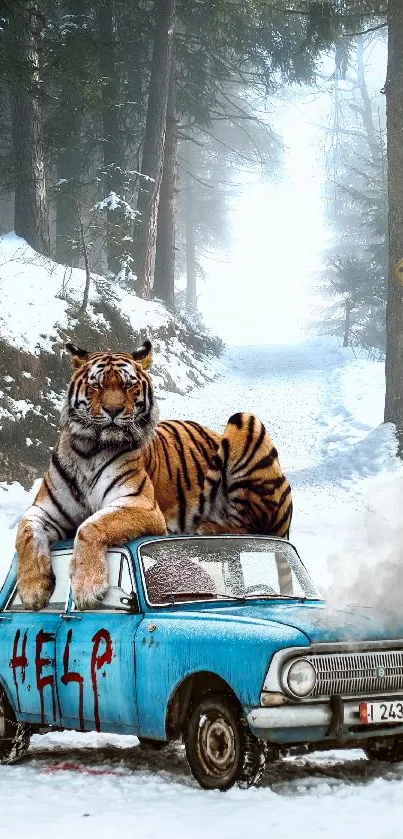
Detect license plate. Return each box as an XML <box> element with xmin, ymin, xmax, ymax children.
<box><xmin>359</xmin><ymin>700</ymin><xmax>403</xmax><ymax>724</ymax></box>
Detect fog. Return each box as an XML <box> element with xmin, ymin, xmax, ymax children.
<box><xmin>199</xmin><ymin>40</ymin><xmax>388</xmax><ymax>347</ymax></box>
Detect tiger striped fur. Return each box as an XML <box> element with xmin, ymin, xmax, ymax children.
<box><xmin>16</xmin><ymin>341</ymin><xmax>292</xmax><ymax>610</ymax></box>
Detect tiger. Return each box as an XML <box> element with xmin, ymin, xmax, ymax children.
<box><xmin>16</xmin><ymin>340</ymin><xmax>292</xmax><ymax>611</ymax></box>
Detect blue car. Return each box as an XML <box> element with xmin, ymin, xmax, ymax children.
<box><xmin>1</xmin><ymin>534</ymin><xmax>403</xmax><ymax>790</ymax></box>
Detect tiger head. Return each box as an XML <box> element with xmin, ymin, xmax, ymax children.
<box><xmin>61</xmin><ymin>340</ymin><xmax>158</xmax><ymax>449</ymax></box>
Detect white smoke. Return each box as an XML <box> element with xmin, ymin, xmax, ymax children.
<box><xmin>324</xmin><ymin>470</ymin><xmax>403</xmax><ymax>630</ymax></box>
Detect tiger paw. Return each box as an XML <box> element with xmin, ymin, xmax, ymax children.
<box><xmin>195</xmin><ymin>520</ymin><xmax>224</xmax><ymax>535</ymax></box>
<box><xmin>71</xmin><ymin>569</ymin><xmax>108</xmax><ymax>611</ymax></box>
<box><xmin>17</xmin><ymin>568</ymin><xmax>55</xmax><ymax>611</ymax></box>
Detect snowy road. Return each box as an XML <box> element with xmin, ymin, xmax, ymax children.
<box><xmin>1</xmin><ymin>337</ymin><xmax>403</xmax><ymax>838</ymax></box>
<box><xmin>3</xmin><ymin>735</ymin><xmax>403</xmax><ymax>839</ymax></box>
<box><xmin>162</xmin><ymin>339</ymin><xmax>395</xmax><ymax>489</ymax></box>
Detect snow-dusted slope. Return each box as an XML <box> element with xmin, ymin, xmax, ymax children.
<box><xmin>1</xmin><ymin>337</ymin><xmax>403</xmax><ymax>836</ymax></box>
<box><xmin>0</xmin><ymin>234</ymin><xmax>221</xmax><ymax>486</ymax></box>
<box><xmin>0</xmin><ymin>233</ymin><xmax>219</xmax><ymax>383</ymax></box>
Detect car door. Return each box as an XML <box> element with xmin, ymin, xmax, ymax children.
<box><xmin>0</xmin><ymin>549</ymin><xmax>70</xmax><ymax>726</ymax></box>
<box><xmin>55</xmin><ymin>549</ymin><xmax>143</xmax><ymax>734</ymax></box>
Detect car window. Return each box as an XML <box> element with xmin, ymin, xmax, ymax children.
<box><xmin>237</xmin><ymin>550</ymin><xmax>305</xmax><ymax>597</ymax></box>
<box><xmin>72</xmin><ymin>551</ymin><xmax>136</xmax><ymax>612</ymax></box>
<box><xmin>6</xmin><ymin>551</ymin><xmax>71</xmax><ymax>612</ymax></box>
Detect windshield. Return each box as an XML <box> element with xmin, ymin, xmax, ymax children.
<box><xmin>139</xmin><ymin>537</ymin><xmax>318</xmax><ymax>605</ymax></box>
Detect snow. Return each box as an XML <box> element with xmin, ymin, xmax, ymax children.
<box><xmin>94</xmin><ymin>191</ymin><xmax>139</xmax><ymax>220</ymax></box>
<box><xmin>1</xmin><ymin>336</ymin><xmax>403</xmax><ymax>834</ymax></box>
<box><xmin>0</xmin><ymin>233</ymin><xmax>184</xmax><ymax>352</ymax></box>
<box><xmin>0</xmin><ymin>234</ymin><xmax>218</xmax><ymax>400</ymax></box>
<box><xmin>0</xmin><ymin>233</ymin><xmax>105</xmax><ymax>354</ymax></box>
<box><xmin>1</xmin><ymin>735</ymin><xmax>403</xmax><ymax>838</ymax></box>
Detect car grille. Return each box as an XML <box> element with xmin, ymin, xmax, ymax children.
<box><xmin>304</xmin><ymin>650</ymin><xmax>403</xmax><ymax>697</ymax></box>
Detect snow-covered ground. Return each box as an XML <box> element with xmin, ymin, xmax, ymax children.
<box><xmin>1</xmin><ymin>337</ymin><xmax>403</xmax><ymax>837</ymax></box>
<box><xmin>0</xmin><ymin>233</ymin><xmax>219</xmax><ymax>412</ymax></box>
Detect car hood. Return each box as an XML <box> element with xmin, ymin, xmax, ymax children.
<box><xmin>188</xmin><ymin>600</ymin><xmax>403</xmax><ymax>645</ymax></box>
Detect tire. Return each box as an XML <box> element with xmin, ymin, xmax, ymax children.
<box><xmin>0</xmin><ymin>693</ymin><xmax>30</xmax><ymax>764</ymax></box>
<box><xmin>185</xmin><ymin>692</ymin><xmax>268</xmax><ymax>791</ymax></box>
<box><xmin>365</xmin><ymin>737</ymin><xmax>403</xmax><ymax>763</ymax></box>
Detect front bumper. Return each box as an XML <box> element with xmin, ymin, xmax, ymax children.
<box><xmin>246</xmin><ymin>698</ymin><xmax>403</xmax><ymax>745</ymax></box>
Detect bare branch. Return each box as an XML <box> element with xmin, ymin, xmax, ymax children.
<box><xmin>342</xmin><ymin>22</ymin><xmax>387</xmax><ymax>37</ymax></box>
<box><xmin>77</xmin><ymin>214</ymin><xmax>91</xmax><ymax>317</ymax></box>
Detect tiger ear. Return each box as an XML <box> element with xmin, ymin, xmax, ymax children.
<box><xmin>65</xmin><ymin>343</ymin><xmax>89</xmax><ymax>368</ymax></box>
<box><xmin>132</xmin><ymin>339</ymin><xmax>152</xmax><ymax>370</ymax></box>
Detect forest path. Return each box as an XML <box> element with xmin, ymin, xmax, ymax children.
<box><xmin>162</xmin><ymin>337</ymin><xmax>395</xmax><ymax>500</ymax></box>
<box><xmin>162</xmin><ymin>340</ymin><xmax>333</xmax><ymax>475</ymax></box>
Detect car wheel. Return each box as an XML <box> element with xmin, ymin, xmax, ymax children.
<box><xmin>365</xmin><ymin>737</ymin><xmax>403</xmax><ymax>763</ymax></box>
<box><xmin>0</xmin><ymin>693</ymin><xmax>30</xmax><ymax>764</ymax></box>
<box><xmin>185</xmin><ymin>692</ymin><xmax>268</xmax><ymax>791</ymax></box>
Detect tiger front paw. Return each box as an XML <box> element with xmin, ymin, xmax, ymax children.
<box><xmin>71</xmin><ymin>524</ymin><xmax>109</xmax><ymax>610</ymax></box>
<box><xmin>17</xmin><ymin>566</ymin><xmax>56</xmax><ymax>611</ymax></box>
<box><xmin>71</xmin><ymin>566</ymin><xmax>108</xmax><ymax>611</ymax></box>
<box><xmin>195</xmin><ymin>520</ymin><xmax>223</xmax><ymax>535</ymax></box>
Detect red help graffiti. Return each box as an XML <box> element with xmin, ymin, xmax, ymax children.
<box><xmin>9</xmin><ymin>627</ymin><xmax>113</xmax><ymax>729</ymax></box>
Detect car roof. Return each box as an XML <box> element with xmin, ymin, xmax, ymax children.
<box><xmin>49</xmin><ymin>533</ymin><xmax>293</xmax><ymax>553</ymax></box>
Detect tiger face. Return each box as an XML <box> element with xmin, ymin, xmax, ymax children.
<box><xmin>63</xmin><ymin>340</ymin><xmax>158</xmax><ymax>448</ymax></box>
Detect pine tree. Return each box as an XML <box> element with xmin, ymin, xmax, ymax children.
<box><xmin>320</xmin><ymin>31</ymin><xmax>387</xmax><ymax>354</ymax></box>
<box><xmin>153</xmin><ymin>35</ymin><xmax>177</xmax><ymax>309</ymax></box>
<box><xmin>134</xmin><ymin>0</ymin><xmax>176</xmax><ymax>299</ymax></box>
<box><xmin>384</xmin><ymin>0</ymin><xmax>403</xmax><ymax>446</ymax></box>
<box><xmin>50</xmin><ymin>0</ymin><xmax>95</xmax><ymax>266</ymax></box>
<box><xmin>5</xmin><ymin>0</ymin><xmax>50</xmax><ymax>254</ymax></box>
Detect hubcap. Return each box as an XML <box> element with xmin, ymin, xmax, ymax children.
<box><xmin>197</xmin><ymin>713</ymin><xmax>236</xmax><ymax>778</ymax></box>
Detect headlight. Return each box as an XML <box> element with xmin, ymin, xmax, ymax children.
<box><xmin>284</xmin><ymin>659</ymin><xmax>316</xmax><ymax>698</ymax></box>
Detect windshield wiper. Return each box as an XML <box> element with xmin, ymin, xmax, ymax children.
<box><xmin>214</xmin><ymin>593</ymin><xmax>312</xmax><ymax>603</ymax></box>
<box><xmin>248</xmin><ymin>594</ymin><xmax>309</xmax><ymax>602</ymax></box>
<box><xmin>214</xmin><ymin>592</ymin><xmax>311</xmax><ymax>603</ymax></box>
<box><xmin>215</xmin><ymin>592</ymin><xmax>246</xmax><ymax>602</ymax></box>
<box><xmin>165</xmin><ymin>592</ymin><xmax>312</xmax><ymax>605</ymax></box>
<box><xmin>167</xmin><ymin>591</ymin><xmax>228</xmax><ymax>605</ymax></box>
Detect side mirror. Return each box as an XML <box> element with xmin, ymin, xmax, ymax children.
<box><xmin>120</xmin><ymin>591</ymin><xmax>140</xmax><ymax>614</ymax></box>
<box><xmin>97</xmin><ymin>586</ymin><xmax>140</xmax><ymax>613</ymax></box>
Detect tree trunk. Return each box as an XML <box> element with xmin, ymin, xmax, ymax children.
<box><xmin>356</xmin><ymin>37</ymin><xmax>378</xmax><ymax>163</ymax></box>
<box><xmin>122</xmin><ymin>1</ymin><xmax>144</xmax><ymax>163</ymax></box>
<box><xmin>384</xmin><ymin>0</ymin><xmax>403</xmax><ymax>449</ymax></box>
<box><xmin>55</xmin><ymin>0</ymin><xmax>84</xmax><ymax>267</ymax></box>
<box><xmin>99</xmin><ymin>0</ymin><xmax>126</xmax><ymax>275</ymax></box>
<box><xmin>343</xmin><ymin>301</ymin><xmax>351</xmax><ymax>347</ymax></box>
<box><xmin>55</xmin><ymin>151</ymin><xmax>80</xmax><ymax>267</ymax></box>
<box><xmin>9</xmin><ymin>1</ymin><xmax>49</xmax><ymax>255</ymax></box>
<box><xmin>185</xmin><ymin>168</ymin><xmax>197</xmax><ymax>312</ymax></box>
<box><xmin>134</xmin><ymin>0</ymin><xmax>176</xmax><ymax>299</ymax></box>
<box><xmin>153</xmin><ymin>38</ymin><xmax>177</xmax><ymax>309</ymax></box>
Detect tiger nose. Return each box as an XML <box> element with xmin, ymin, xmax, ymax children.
<box><xmin>104</xmin><ymin>405</ymin><xmax>123</xmax><ymax>419</ymax></box>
